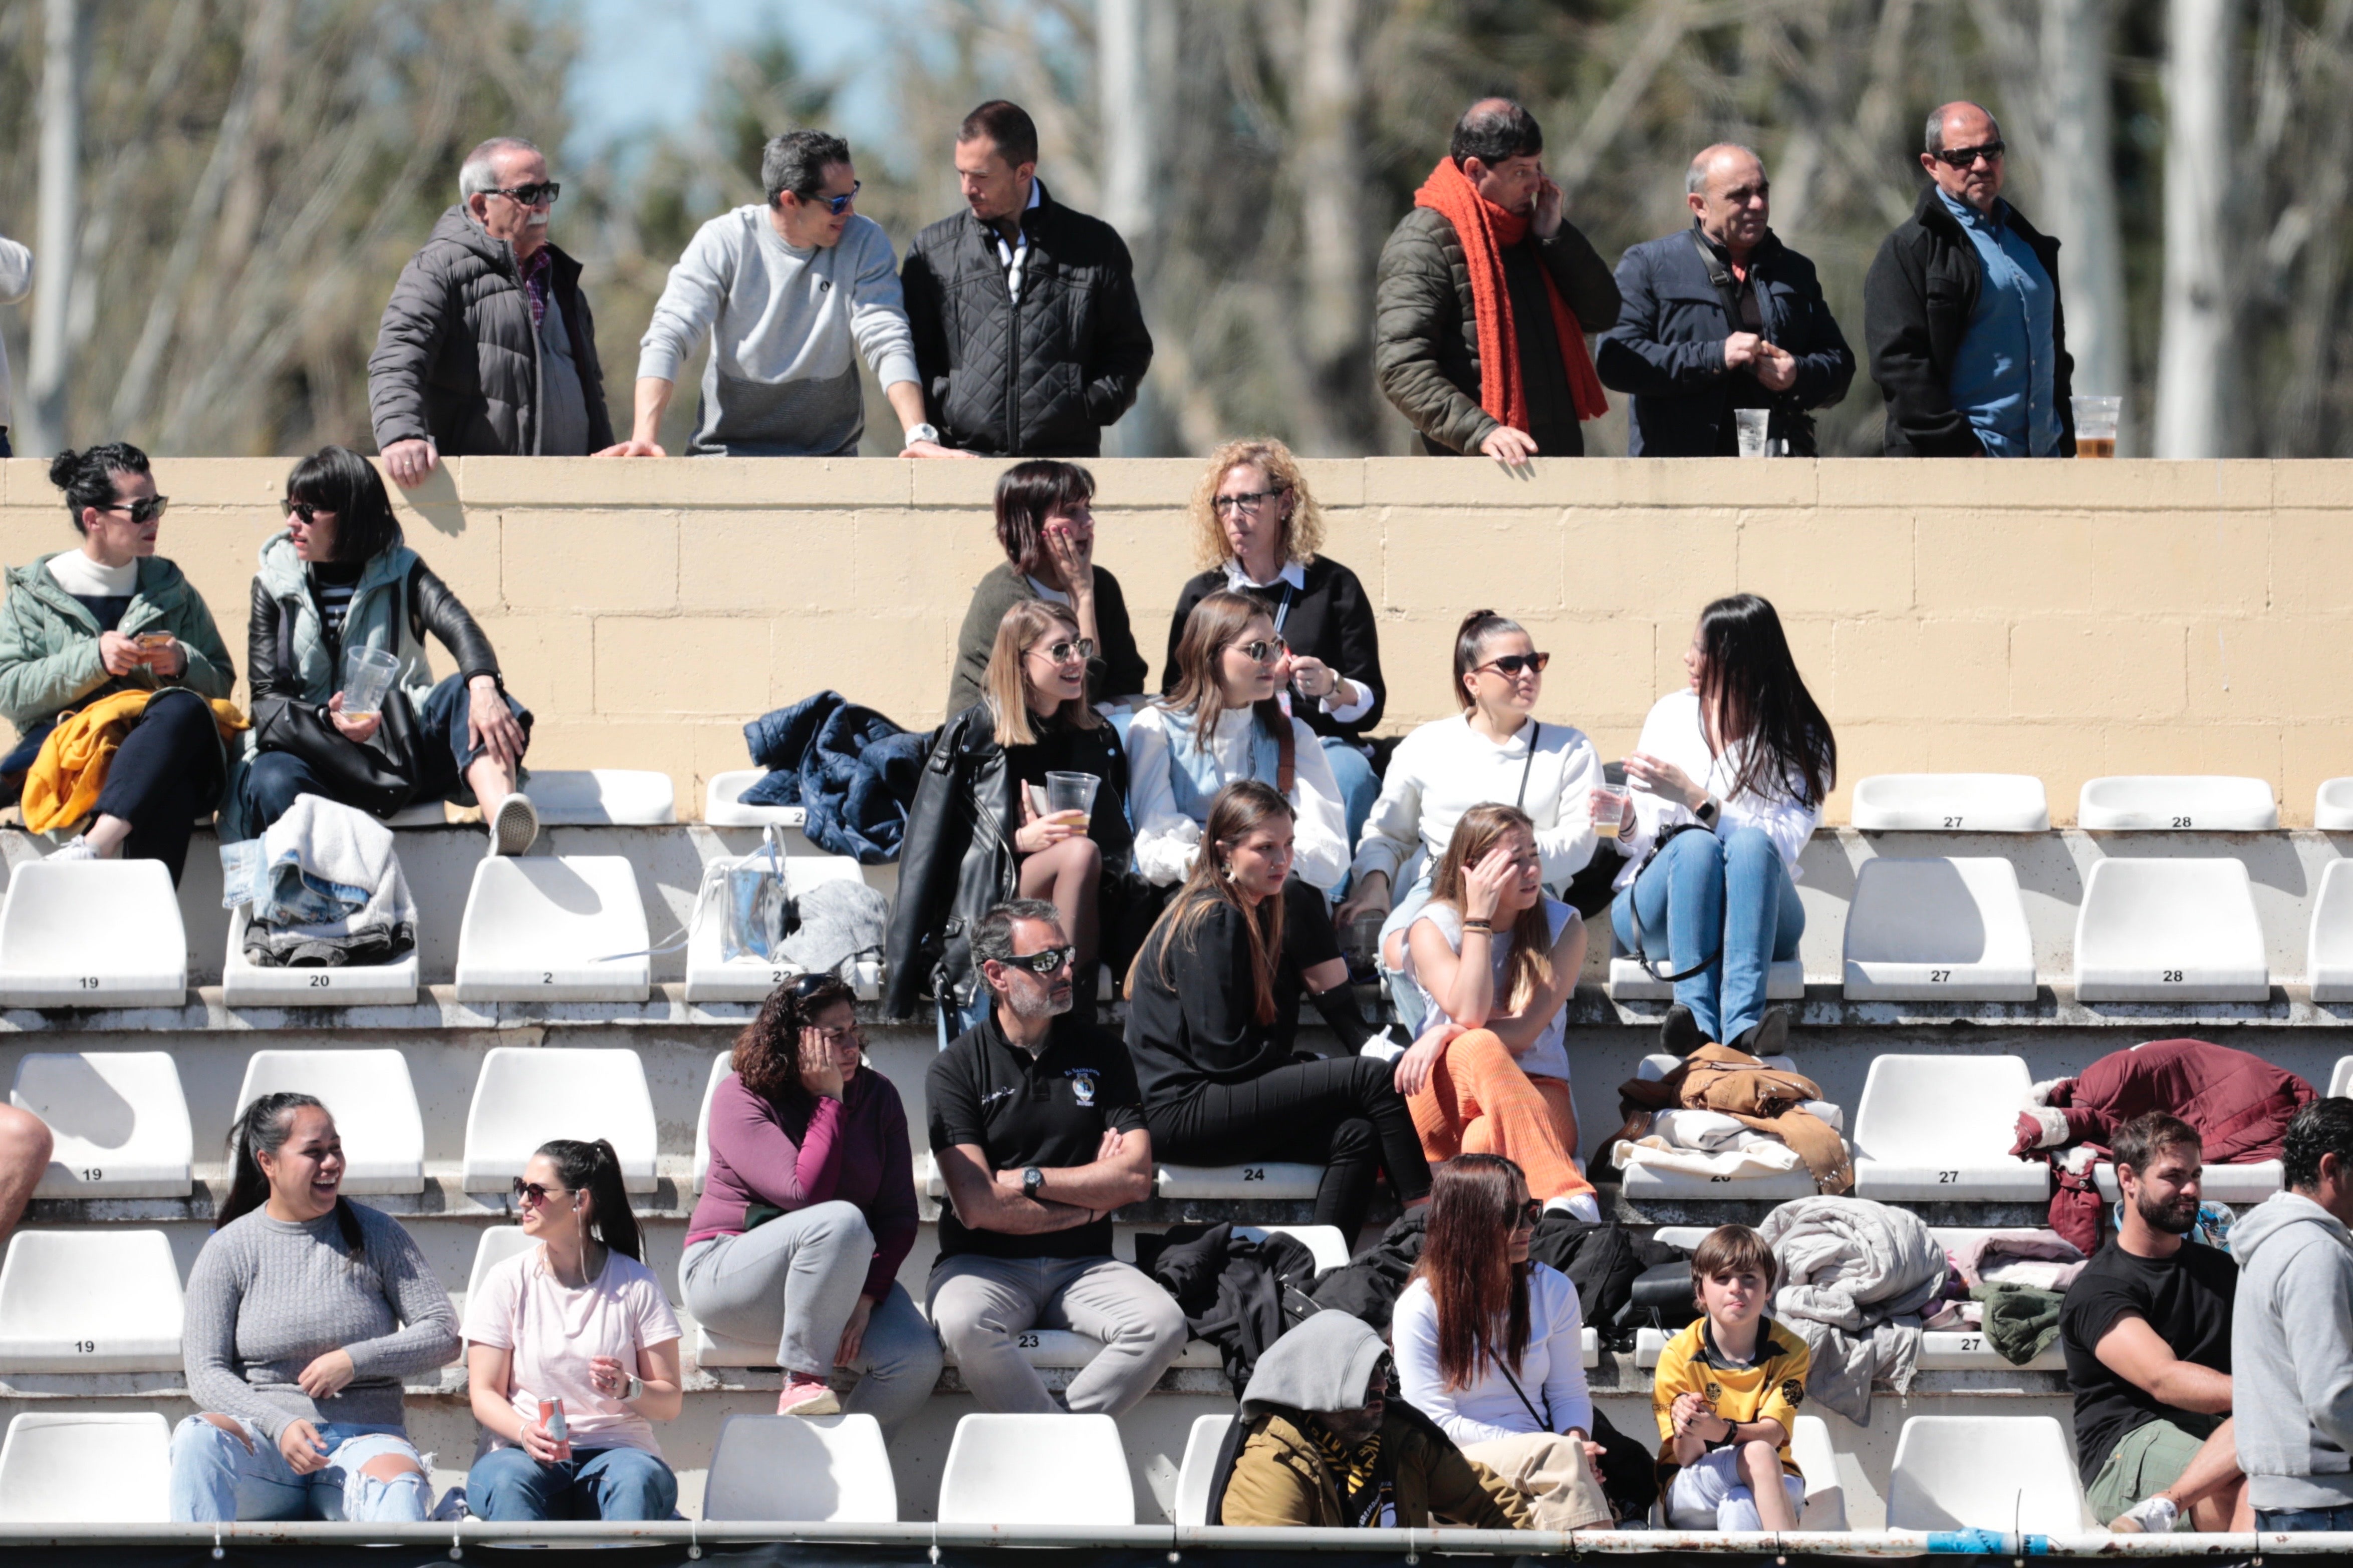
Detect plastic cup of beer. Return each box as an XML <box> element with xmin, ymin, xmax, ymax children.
<box><xmin>1045</xmin><ymin>770</ymin><xmax>1100</xmax><ymax>826</ymax></box>
<box><xmin>339</xmin><ymin>645</ymin><xmax>400</xmax><ymax>720</ymax></box>
<box><xmin>1734</xmin><ymin>408</ymin><xmax>1771</xmax><ymax>458</ymax></box>
<box><xmin>1593</xmin><ymin>782</ymin><xmax>1631</xmax><ymax>839</ymax></box>
<box><xmin>2071</xmin><ymin>396</ymin><xmax>2121</xmax><ymax>458</ymax></box>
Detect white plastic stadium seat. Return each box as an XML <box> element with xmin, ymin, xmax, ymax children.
<box><xmin>1155</xmin><ymin>1163</ymin><xmax>1324</xmax><ymax>1200</ymax></box>
<box><xmin>2078</xmin><ymin>775</ymin><xmax>2277</xmax><ymax>831</ymax></box>
<box><xmin>0</xmin><ymin>1230</ymin><xmax>183</xmax><ymax>1372</ymax></box>
<box><xmin>1851</xmin><ymin>1055</ymin><xmax>2046</xmax><ymax>1200</ymax></box>
<box><xmin>1842</xmin><ymin>857</ymin><xmax>2037</xmax><ymax>1001</ymax></box>
<box><xmin>1886</xmin><ymin>1415</ymin><xmax>2089</xmax><ymax>1533</ymax></box>
<box><xmin>460</xmin><ymin>1047</ymin><xmax>657</xmax><ymax>1192</ymax></box>
<box><xmin>465</xmin><ymin>1225</ymin><xmax>538</xmax><ymax>1306</ymax></box>
<box><xmin>1620</xmin><ymin>1052</ymin><xmax>1818</xmax><ymax>1199</ymax></box>
<box><xmin>693</xmin><ymin>1055</ymin><xmax>734</xmax><ymax>1192</ymax></box>
<box><xmin>1608</xmin><ymin>930</ymin><xmax>1802</xmax><ymax>1002</ymax></box>
<box><xmin>1790</xmin><ymin>1414</ymin><xmax>1849</xmax><ymax>1530</ymax></box>
<box><xmin>1851</xmin><ymin>774</ymin><xmax>2050</xmax><ymax>833</ymax></box>
<box><xmin>683</xmin><ymin>852</ymin><xmax>867</xmax><ymax>1004</ymax></box>
<box><xmin>1175</xmin><ymin>1412</ymin><xmax>1235</xmax><ymax>1525</ymax></box>
<box><xmin>2310</xmin><ymin>859</ymin><xmax>2353</xmax><ymax>1003</ymax></box>
<box><xmin>454</xmin><ymin>857</ymin><xmax>651</xmax><ymax>1003</ymax></box>
<box><xmin>704</xmin><ymin>770</ymin><xmax>808</xmax><ymax>828</ymax></box>
<box><xmin>525</xmin><ymin>769</ymin><xmax>676</xmax><ymax>826</ymax></box>
<box><xmin>11</xmin><ymin>1052</ymin><xmax>193</xmax><ymax>1199</ymax></box>
<box><xmin>0</xmin><ymin>860</ymin><xmax>186</xmax><ymax>1008</ymax></box>
<box><xmin>385</xmin><ymin>801</ymin><xmax>448</xmax><ymax>828</ymax></box>
<box><xmin>0</xmin><ymin>1412</ymin><xmax>171</xmax><ymax>1523</ymax></box>
<box><xmin>2333</xmin><ymin>1058</ymin><xmax>2353</xmax><ymax>1098</ymax></box>
<box><xmin>2071</xmin><ymin>857</ymin><xmax>2268</xmax><ymax>1002</ymax></box>
<box><xmin>703</xmin><ymin>1412</ymin><xmax>897</xmax><ymax>1522</ymax></box>
<box><xmin>2317</xmin><ymin>779</ymin><xmax>2353</xmax><ymax>832</ymax></box>
<box><xmin>222</xmin><ymin>906</ymin><xmax>420</xmax><ymax>1007</ymax></box>
<box><xmin>937</xmin><ymin>1412</ymin><xmax>1135</xmax><ymax>1525</ymax></box>
<box><xmin>233</xmin><ymin>1050</ymin><xmax>424</xmax><ymax>1194</ymax></box>
<box><xmin>1581</xmin><ymin>1326</ymin><xmax>1598</xmax><ymax>1369</ymax></box>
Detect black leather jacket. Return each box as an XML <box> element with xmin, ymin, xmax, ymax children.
<box><xmin>883</xmin><ymin>704</ymin><xmax>1133</xmax><ymax>1020</ymax></box>
<box><xmin>246</xmin><ymin>555</ymin><xmax>501</xmax><ymax>732</ymax></box>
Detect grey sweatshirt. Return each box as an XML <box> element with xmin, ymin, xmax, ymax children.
<box><xmin>2232</xmin><ymin>1190</ymin><xmax>2353</xmax><ymax>1509</ymax></box>
<box><xmin>183</xmin><ymin>1203</ymin><xmax>460</xmax><ymax>1441</ymax></box>
<box><xmin>637</xmin><ymin>206</ymin><xmax>918</xmax><ymax>457</ymax></box>
<box><xmin>1242</xmin><ymin>1310</ymin><xmax>1390</xmax><ymax>1418</ymax></box>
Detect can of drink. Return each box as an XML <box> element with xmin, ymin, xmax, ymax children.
<box><xmin>539</xmin><ymin>1397</ymin><xmax>571</xmax><ymax>1460</ymax></box>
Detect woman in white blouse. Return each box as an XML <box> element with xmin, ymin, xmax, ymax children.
<box><xmin>1393</xmin><ymin>1154</ymin><xmax>1611</xmax><ymax>1530</ymax></box>
<box><xmin>1604</xmin><ymin>594</ymin><xmax>1834</xmax><ymax>1055</ymax></box>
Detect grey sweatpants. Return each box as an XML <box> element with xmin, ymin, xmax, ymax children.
<box><xmin>926</xmin><ymin>1252</ymin><xmax>1189</xmax><ymax>1416</ymax></box>
<box><xmin>680</xmin><ymin>1200</ymin><xmax>944</xmax><ymax>1434</ymax></box>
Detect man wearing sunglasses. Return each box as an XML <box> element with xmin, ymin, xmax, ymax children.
<box><xmin>614</xmin><ymin>130</ymin><xmax>957</xmax><ymax>462</ymax></box>
<box><xmin>925</xmin><ymin>900</ymin><xmax>1187</xmax><ymax>1417</ymax></box>
<box><xmin>369</xmin><ymin>137</ymin><xmax>612</xmax><ymax>489</ymax></box>
<box><xmin>1865</xmin><ymin>101</ymin><xmax>2075</xmax><ymax>457</ymax></box>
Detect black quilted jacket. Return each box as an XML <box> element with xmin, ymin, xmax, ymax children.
<box><xmin>900</xmin><ymin>184</ymin><xmax>1154</xmax><ymax>457</ymax></box>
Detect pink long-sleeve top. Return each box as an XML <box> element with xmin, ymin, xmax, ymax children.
<box><xmin>685</xmin><ymin>1067</ymin><xmax>919</xmax><ymax>1302</ymax></box>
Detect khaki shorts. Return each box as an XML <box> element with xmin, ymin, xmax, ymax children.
<box><xmin>2086</xmin><ymin>1419</ymin><xmax>2207</xmax><ymax>1527</ymax></box>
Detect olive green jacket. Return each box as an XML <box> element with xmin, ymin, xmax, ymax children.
<box><xmin>0</xmin><ymin>553</ymin><xmax>236</xmax><ymax>734</ymax></box>
<box><xmin>1218</xmin><ymin>1408</ymin><xmax>1533</xmax><ymax>1531</ymax></box>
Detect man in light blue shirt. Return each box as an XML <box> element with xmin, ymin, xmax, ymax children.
<box><xmin>1865</xmin><ymin>102</ymin><xmax>2076</xmax><ymax>456</ymax></box>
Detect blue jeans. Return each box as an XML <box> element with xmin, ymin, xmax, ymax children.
<box><xmin>467</xmin><ymin>1444</ymin><xmax>677</xmax><ymax>1521</ymax></box>
<box><xmin>1611</xmin><ymin>824</ymin><xmax>1802</xmax><ymax>1043</ymax></box>
<box><xmin>1321</xmin><ymin>737</ymin><xmax>1379</xmax><ymax>853</ymax></box>
<box><xmin>2257</xmin><ymin>1505</ymin><xmax>2353</xmax><ymax>1532</ymax></box>
<box><xmin>168</xmin><ymin>1415</ymin><xmax>430</xmax><ymax>1522</ymax></box>
<box><xmin>242</xmin><ymin>670</ymin><xmax>532</xmax><ymax>837</ymax></box>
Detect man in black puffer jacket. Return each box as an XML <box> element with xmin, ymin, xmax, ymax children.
<box><xmin>367</xmin><ymin>137</ymin><xmax>612</xmax><ymax>489</ymax></box>
<box><xmin>901</xmin><ymin>101</ymin><xmax>1154</xmax><ymax>457</ymax></box>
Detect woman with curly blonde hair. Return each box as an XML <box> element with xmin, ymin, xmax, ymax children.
<box><xmin>1164</xmin><ymin>438</ymin><xmax>1387</xmax><ymax>852</ymax></box>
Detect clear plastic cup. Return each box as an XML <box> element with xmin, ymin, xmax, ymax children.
<box><xmin>1593</xmin><ymin>782</ymin><xmax>1631</xmax><ymax>839</ymax></box>
<box><xmin>340</xmin><ymin>645</ymin><xmax>401</xmax><ymax>720</ymax></box>
<box><xmin>2071</xmin><ymin>396</ymin><xmax>2121</xmax><ymax>458</ymax></box>
<box><xmin>1735</xmin><ymin>408</ymin><xmax>1771</xmax><ymax>458</ymax></box>
<box><xmin>1045</xmin><ymin>770</ymin><xmax>1100</xmax><ymax>824</ymax></box>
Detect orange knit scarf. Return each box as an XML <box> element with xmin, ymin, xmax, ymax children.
<box><xmin>1413</xmin><ymin>158</ymin><xmax>1609</xmax><ymax>434</ymax></box>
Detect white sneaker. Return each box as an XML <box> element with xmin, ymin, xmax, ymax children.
<box><xmin>2110</xmin><ymin>1495</ymin><xmax>2178</xmax><ymax>1534</ymax></box>
<box><xmin>48</xmin><ymin>837</ymin><xmax>97</xmax><ymax>863</ymax></box>
<box><xmin>1358</xmin><ymin>1028</ymin><xmax>1408</xmax><ymax>1064</ymax></box>
<box><xmin>1545</xmin><ymin>1192</ymin><xmax>1603</xmax><ymax>1222</ymax></box>
<box><xmin>487</xmin><ymin>793</ymin><xmax>539</xmax><ymax>857</ymax></box>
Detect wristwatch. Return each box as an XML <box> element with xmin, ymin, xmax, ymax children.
<box><xmin>624</xmin><ymin>1373</ymin><xmax>643</xmax><ymax>1403</ymax></box>
<box><xmin>1694</xmin><ymin>794</ymin><xmax>1721</xmax><ymax>827</ymax></box>
<box><xmin>1022</xmin><ymin>1166</ymin><xmax>1045</xmax><ymax>1199</ymax></box>
<box><xmin>904</xmin><ymin>422</ymin><xmax>941</xmax><ymax>447</ymax></box>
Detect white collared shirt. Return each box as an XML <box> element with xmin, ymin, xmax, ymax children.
<box><xmin>1220</xmin><ymin>559</ymin><xmax>1377</xmax><ymax>727</ymax></box>
<box><xmin>994</xmin><ymin>181</ymin><xmax>1045</xmax><ymax>303</ymax></box>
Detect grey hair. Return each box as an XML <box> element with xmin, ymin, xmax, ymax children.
<box><xmin>459</xmin><ymin>136</ymin><xmax>542</xmax><ymax>200</ymax></box>
<box><xmin>972</xmin><ymin>898</ymin><xmax>1063</xmax><ymax>993</ymax></box>
<box><xmin>1924</xmin><ymin>104</ymin><xmax>2000</xmax><ymax>155</ymax></box>
<box><xmin>1687</xmin><ymin>143</ymin><xmax>1765</xmax><ymax>196</ymax></box>
<box><xmin>762</xmin><ymin>129</ymin><xmax>852</xmax><ymax>207</ymax></box>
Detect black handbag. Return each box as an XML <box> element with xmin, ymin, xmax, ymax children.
<box><xmin>251</xmin><ymin>565</ymin><xmax>427</xmax><ymax>819</ymax></box>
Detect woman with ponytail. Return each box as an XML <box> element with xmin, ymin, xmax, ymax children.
<box><xmin>170</xmin><ymin>1095</ymin><xmax>458</xmax><ymax>1523</ymax></box>
<box><xmin>463</xmin><ymin>1139</ymin><xmax>683</xmax><ymax>1520</ymax></box>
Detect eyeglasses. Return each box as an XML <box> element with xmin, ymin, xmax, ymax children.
<box><xmin>1476</xmin><ymin>652</ymin><xmax>1550</xmax><ymax>677</ymax></box>
<box><xmin>280</xmin><ymin>499</ymin><xmax>334</xmax><ymax>524</ymax></box>
<box><xmin>1931</xmin><ymin>141</ymin><xmax>2004</xmax><ymax>169</ymax></box>
<box><xmin>100</xmin><ymin>496</ymin><xmax>170</xmax><ymax>525</ymax></box>
<box><xmin>1211</xmin><ymin>487</ymin><xmax>1288</xmax><ymax>515</ymax></box>
<box><xmin>1232</xmin><ymin>636</ymin><xmax>1288</xmax><ymax>664</ymax></box>
<box><xmin>490</xmin><ymin>181</ymin><xmax>561</xmax><ymax>207</ymax></box>
<box><xmin>794</xmin><ymin>180</ymin><xmax>861</xmax><ymax>215</ymax></box>
<box><xmin>997</xmin><ymin>945</ymin><xmax>1076</xmax><ymax>977</ymax></box>
<box><xmin>511</xmin><ymin>1178</ymin><xmax>569</xmax><ymax>1207</ymax></box>
<box><xmin>1028</xmin><ymin>638</ymin><xmax>1095</xmax><ymax>666</ymax></box>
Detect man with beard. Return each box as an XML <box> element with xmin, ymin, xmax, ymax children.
<box><xmin>923</xmin><ymin>899</ymin><xmax>1187</xmax><ymax>1415</ymax></box>
<box><xmin>2057</xmin><ymin>1114</ymin><xmax>2247</xmax><ymax>1532</ymax></box>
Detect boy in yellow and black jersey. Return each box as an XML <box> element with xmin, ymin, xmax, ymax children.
<box><xmin>1650</xmin><ymin>1223</ymin><xmax>1808</xmax><ymax>1530</ymax></box>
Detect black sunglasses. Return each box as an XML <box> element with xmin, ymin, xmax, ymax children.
<box><xmin>1233</xmin><ymin>636</ymin><xmax>1288</xmax><ymax>664</ymax></box>
<box><xmin>101</xmin><ymin>496</ymin><xmax>170</xmax><ymax>525</ymax></box>
<box><xmin>1932</xmin><ymin>141</ymin><xmax>2004</xmax><ymax>169</ymax></box>
<box><xmin>490</xmin><ymin>181</ymin><xmax>561</xmax><ymax>207</ymax></box>
<box><xmin>1030</xmin><ymin>637</ymin><xmax>1095</xmax><ymax>665</ymax></box>
<box><xmin>280</xmin><ymin>499</ymin><xmax>334</xmax><ymax>524</ymax></box>
<box><xmin>998</xmin><ymin>945</ymin><xmax>1076</xmax><ymax>977</ymax></box>
<box><xmin>1477</xmin><ymin>652</ymin><xmax>1551</xmax><ymax>677</ymax></box>
<box><xmin>1514</xmin><ymin>1199</ymin><xmax>1542</xmax><ymax>1228</ymax></box>
<box><xmin>787</xmin><ymin>972</ymin><xmax>853</xmax><ymax>1001</ymax></box>
<box><xmin>511</xmin><ymin>1178</ymin><xmax>569</xmax><ymax>1206</ymax></box>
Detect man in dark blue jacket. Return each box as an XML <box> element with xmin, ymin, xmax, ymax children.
<box><xmin>1597</xmin><ymin>145</ymin><xmax>1854</xmax><ymax>456</ymax></box>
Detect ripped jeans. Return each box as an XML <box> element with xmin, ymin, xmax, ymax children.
<box><xmin>169</xmin><ymin>1415</ymin><xmax>431</xmax><ymax>1522</ymax></box>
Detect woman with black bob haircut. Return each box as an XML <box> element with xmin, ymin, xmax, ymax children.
<box><xmin>464</xmin><ymin>1138</ymin><xmax>684</xmax><ymax>1521</ymax></box>
<box><xmin>1125</xmin><ymin>779</ymin><xmax>1431</xmax><ymax>1243</ymax></box>
<box><xmin>1607</xmin><ymin>593</ymin><xmax>1835</xmax><ymax>1054</ymax></box>
<box><xmin>226</xmin><ymin>444</ymin><xmax>538</xmax><ymax>853</ymax></box>
<box><xmin>0</xmin><ymin>444</ymin><xmax>236</xmax><ymax>879</ymax></box>
<box><xmin>170</xmin><ymin>1093</ymin><xmax>459</xmax><ymax>1522</ymax></box>
<box><xmin>943</xmin><ymin>459</ymin><xmax>1149</xmax><ymax>716</ymax></box>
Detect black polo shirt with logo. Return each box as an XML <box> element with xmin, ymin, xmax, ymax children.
<box><xmin>926</xmin><ymin>1009</ymin><xmax>1147</xmax><ymax>1262</ymax></box>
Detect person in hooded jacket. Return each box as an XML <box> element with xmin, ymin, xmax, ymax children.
<box><xmin>2230</xmin><ymin>1097</ymin><xmax>2353</xmax><ymax>1531</ymax></box>
<box><xmin>886</xmin><ymin>597</ymin><xmax>1134</xmax><ymax>1029</ymax></box>
<box><xmin>227</xmin><ymin>446</ymin><xmax>536</xmax><ymax>854</ymax></box>
<box><xmin>367</xmin><ymin>136</ymin><xmax>612</xmax><ymax>491</ymax></box>
<box><xmin>0</xmin><ymin>444</ymin><xmax>236</xmax><ymax>881</ymax></box>
<box><xmin>1213</xmin><ymin>1309</ymin><xmax>1532</xmax><ymax>1529</ymax></box>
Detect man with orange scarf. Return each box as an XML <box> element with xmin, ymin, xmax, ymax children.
<box><xmin>1375</xmin><ymin>100</ymin><xmax>1619</xmax><ymax>463</ymax></box>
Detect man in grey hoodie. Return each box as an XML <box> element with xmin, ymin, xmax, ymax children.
<box><xmin>2232</xmin><ymin>1097</ymin><xmax>2353</xmax><ymax>1530</ymax></box>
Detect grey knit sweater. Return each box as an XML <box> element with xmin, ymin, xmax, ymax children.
<box><xmin>182</xmin><ymin>1202</ymin><xmax>459</xmax><ymax>1440</ymax></box>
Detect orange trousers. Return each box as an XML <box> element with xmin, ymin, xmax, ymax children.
<box><xmin>1406</xmin><ymin>1029</ymin><xmax>1592</xmax><ymax>1199</ymax></box>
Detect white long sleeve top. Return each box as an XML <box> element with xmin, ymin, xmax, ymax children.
<box><xmin>1349</xmin><ymin>714</ymin><xmax>1602</xmax><ymax>890</ymax></box>
<box><xmin>1125</xmin><ymin>703</ymin><xmax>1350</xmax><ymax>891</ymax></box>
<box><xmin>1615</xmin><ymin>688</ymin><xmax>1824</xmax><ymax>889</ymax></box>
<box><xmin>0</xmin><ymin>236</ymin><xmax>31</xmax><ymax>430</ymax></box>
<box><xmin>1393</xmin><ymin>1264</ymin><xmax>1593</xmax><ymax>1446</ymax></box>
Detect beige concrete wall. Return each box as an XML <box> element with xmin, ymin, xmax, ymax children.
<box><xmin>4</xmin><ymin>456</ymin><xmax>2348</xmax><ymax>823</ymax></box>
